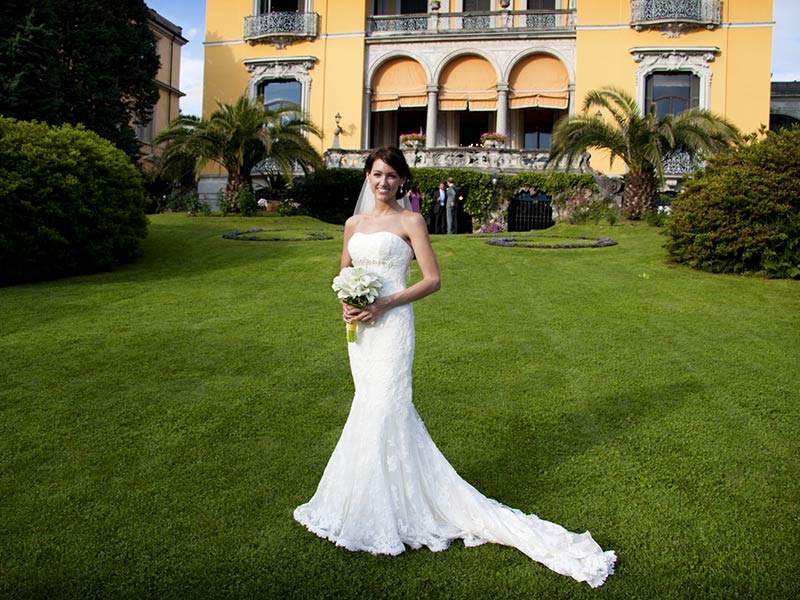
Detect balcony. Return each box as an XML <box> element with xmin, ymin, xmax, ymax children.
<box><xmin>324</xmin><ymin>147</ymin><xmax>552</xmax><ymax>174</ymax></box>
<box><xmin>244</xmin><ymin>12</ymin><xmax>319</xmax><ymax>48</ymax></box>
<box><xmin>366</xmin><ymin>10</ymin><xmax>576</xmax><ymax>41</ymax></box>
<box><xmin>630</xmin><ymin>0</ymin><xmax>721</xmax><ymax>36</ymax></box>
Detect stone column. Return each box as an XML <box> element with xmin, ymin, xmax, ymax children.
<box><xmin>425</xmin><ymin>85</ymin><xmax>438</xmax><ymax>147</ymax></box>
<box><xmin>496</xmin><ymin>82</ymin><xmax>509</xmax><ymax>141</ymax></box>
<box><xmin>568</xmin><ymin>82</ymin><xmax>576</xmax><ymax>115</ymax></box>
<box><xmin>362</xmin><ymin>89</ymin><xmax>372</xmax><ymax>149</ymax></box>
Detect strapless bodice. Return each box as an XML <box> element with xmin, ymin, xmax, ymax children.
<box><xmin>348</xmin><ymin>231</ymin><xmax>413</xmax><ymax>295</ymax></box>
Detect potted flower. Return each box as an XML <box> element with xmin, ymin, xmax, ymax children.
<box><xmin>480</xmin><ymin>132</ymin><xmax>507</xmax><ymax>148</ymax></box>
<box><xmin>399</xmin><ymin>132</ymin><xmax>426</xmax><ymax>149</ymax></box>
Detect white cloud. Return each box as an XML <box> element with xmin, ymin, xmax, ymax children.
<box><xmin>772</xmin><ymin>0</ymin><xmax>800</xmax><ymax>81</ymax></box>
<box><xmin>179</xmin><ymin>54</ymin><xmax>204</xmax><ymax>117</ymax></box>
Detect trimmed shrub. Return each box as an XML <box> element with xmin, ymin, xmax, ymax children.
<box><xmin>0</xmin><ymin>118</ymin><xmax>149</xmax><ymax>285</ymax></box>
<box><xmin>292</xmin><ymin>168</ymin><xmax>365</xmax><ymax>224</ymax></box>
<box><xmin>665</xmin><ymin>127</ymin><xmax>800</xmax><ymax>278</ymax></box>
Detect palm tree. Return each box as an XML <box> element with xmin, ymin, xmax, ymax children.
<box><xmin>155</xmin><ymin>95</ymin><xmax>322</xmax><ymax>211</ymax></box>
<box><xmin>547</xmin><ymin>87</ymin><xmax>741</xmax><ymax>219</ymax></box>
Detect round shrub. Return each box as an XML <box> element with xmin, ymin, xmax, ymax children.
<box><xmin>0</xmin><ymin>118</ymin><xmax>149</xmax><ymax>284</ymax></box>
<box><xmin>665</xmin><ymin>127</ymin><xmax>800</xmax><ymax>278</ymax></box>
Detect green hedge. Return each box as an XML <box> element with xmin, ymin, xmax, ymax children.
<box><xmin>295</xmin><ymin>165</ymin><xmax>596</xmax><ymax>226</ymax></box>
<box><xmin>665</xmin><ymin>127</ymin><xmax>800</xmax><ymax>278</ymax></box>
<box><xmin>291</xmin><ymin>168</ymin><xmax>365</xmax><ymax>224</ymax></box>
<box><xmin>0</xmin><ymin>118</ymin><xmax>149</xmax><ymax>284</ymax></box>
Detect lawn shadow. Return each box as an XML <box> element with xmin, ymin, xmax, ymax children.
<box><xmin>455</xmin><ymin>378</ymin><xmax>705</xmax><ymax>508</ymax></box>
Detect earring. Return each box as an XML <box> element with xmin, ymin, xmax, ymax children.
<box><xmin>397</xmin><ymin>184</ymin><xmax>405</xmax><ymax>199</ymax></box>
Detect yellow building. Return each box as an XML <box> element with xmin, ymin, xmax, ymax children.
<box><xmin>138</xmin><ymin>9</ymin><xmax>188</xmax><ymax>169</ymax></box>
<box><xmin>200</xmin><ymin>0</ymin><xmax>773</xmax><ymax>192</ymax></box>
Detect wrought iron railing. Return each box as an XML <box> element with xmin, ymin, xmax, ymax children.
<box><xmin>630</xmin><ymin>0</ymin><xmax>721</xmax><ymax>28</ymax></box>
<box><xmin>244</xmin><ymin>12</ymin><xmax>319</xmax><ymax>43</ymax></box>
<box><xmin>366</xmin><ymin>10</ymin><xmax>575</xmax><ymax>38</ymax></box>
<box><xmin>663</xmin><ymin>150</ymin><xmax>700</xmax><ymax>175</ymax></box>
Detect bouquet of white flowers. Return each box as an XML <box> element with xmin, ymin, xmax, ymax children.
<box><xmin>332</xmin><ymin>267</ymin><xmax>383</xmax><ymax>342</ymax></box>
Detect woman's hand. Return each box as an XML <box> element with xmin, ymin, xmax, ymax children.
<box><xmin>342</xmin><ymin>296</ymin><xmax>392</xmax><ymax>324</ymax></box>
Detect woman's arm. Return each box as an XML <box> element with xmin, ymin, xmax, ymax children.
<box><xmin>340</xmin><ymin>216</ymin><xmax>358</xmax><ymax>270</ymax></box>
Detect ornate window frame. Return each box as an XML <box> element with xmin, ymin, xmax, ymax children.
<box><xmin>243</xmin><ymin>57</ymin><xmax>317</xmax><ymax>116</ymax></box>
<box><xmin>631</xmin><ymin>46</ymin><xmax>719</xmax><ymax>114</ymax></box>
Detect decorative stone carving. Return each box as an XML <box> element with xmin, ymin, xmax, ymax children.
<box><xmin>579</xmin><ymin>153</ymin><xmax>624</xmax><ymax>205</ymax></box>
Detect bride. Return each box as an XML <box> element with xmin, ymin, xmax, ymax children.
<box><xmin>293</xmin><ymin>146</ymin><xmax>616</xmax><ymax>588</ymax></box>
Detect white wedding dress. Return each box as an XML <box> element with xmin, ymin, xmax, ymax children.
<box><xmin>294</xmin><ymin>231</ymin><xmax>616</xmax><ymax>588</ymax></box>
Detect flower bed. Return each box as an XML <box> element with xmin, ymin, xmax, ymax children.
<box><xmin>222</xmin><ymin>228</ymin><xmax>332</xmax><ymax>241</ymax></box>
<box><xmin>472</xmin><ymin>233</ymin><xmax>617</xmax><ymax>249</ymax></box>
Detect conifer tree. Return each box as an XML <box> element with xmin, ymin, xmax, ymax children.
<box><xmin>0</xmin><ymin>0</ymin><xmax>159</xmax><ymax>159</ymax></box>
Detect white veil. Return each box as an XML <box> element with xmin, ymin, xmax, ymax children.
<box><xmin>353</xmin><ymin>177</ymin><xmax>411</xmax><ymax>215</ymax></box>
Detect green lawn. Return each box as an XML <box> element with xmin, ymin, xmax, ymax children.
<box><xmin>1</xmin><ymin>214</ymin><xmax>798</xmax><ymax>599</ymax></box>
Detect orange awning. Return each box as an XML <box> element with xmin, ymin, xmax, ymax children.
<box><xmin>371</xmin><ymin>58</ymin><xmax>427</xmax><ymax>112</ymax></box>
<box><xmin>439</xmin><ymin>56</ymin><xmax>497</xmax><ymax>111</ymax></box>
<box><xmin>508</xmin><ymin>55</ymin><xmax>569</xmax><ymax>109</ymax></box>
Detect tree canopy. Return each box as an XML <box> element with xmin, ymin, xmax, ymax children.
<box><xmin>548</xmin><ymin>87</ymin><xmax>741</xmax><ymax>219</ymax></box>
<box><xmin>155</xmin><ymin>96</ymin><xmax>322</xmax><ymax>211</ymax></box>
<box><xmin>0</xmin><ymin>0</ymin><xmax>159</xmax><ymax>159</ymax></box>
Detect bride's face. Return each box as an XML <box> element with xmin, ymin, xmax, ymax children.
<box><xmin>368</xmin><ymin>159</ymin><xmax>405</xmax><ymax>204</ymax></box>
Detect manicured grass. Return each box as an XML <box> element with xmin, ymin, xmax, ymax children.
<box><xmin>1</xmin><ymin>213</ymin><xmax>798</xmax><ymax>599</ymax></box>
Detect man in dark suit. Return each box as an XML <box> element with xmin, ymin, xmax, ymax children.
<box><xmin>433</xmin><ymin>182</ymin><xmax>447</xmax><ymax>234</ymax></box>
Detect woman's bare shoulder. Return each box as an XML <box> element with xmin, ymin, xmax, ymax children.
<box><xmin>400</xmin><ymin>209</ymin><xmax>427</xmax><ymax>230</ymax></box>
<box><xmin>344</xmin><ymin>214</ymin><xmax>365</xmax><ymax>230</ymax></box>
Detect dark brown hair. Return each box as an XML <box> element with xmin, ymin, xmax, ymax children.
<box><xmin>364</xmin><ymin>145</ymin><xmax>411</xmax><ymax>192</ymax></box>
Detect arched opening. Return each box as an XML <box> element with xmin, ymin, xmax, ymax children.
<box><xmin>769</xmin><ymin>113</ymin><xmax>800</xmax><ymax>132</ymax></box>
<box><xmin>439</xmin><ymin>55</ymin><xmax>497</xmax><ymax>146</ymax></box>
<box><xmin>645</xmin><ymin>71</ymin><xmax>700</xmax><ymax>118</ymax></box>
<box><xmin>508</xmin><ymin>54</ymin><xmax>569</xmax><ymax>150</ymax></box>
<box><xmin>370</xmin><ymin>57</ymin><xmax>427</xmax><ymax>147</ymax></box>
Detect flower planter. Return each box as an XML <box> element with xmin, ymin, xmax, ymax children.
<box><xmin>480</xmin><ymin>132</ymin><xmax>507</xmax><ymax>148</ymax></box>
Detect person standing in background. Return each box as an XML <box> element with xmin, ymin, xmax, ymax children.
<box><xmin>408</xmin><ymin>185</ymin><xmax>421</xmax><ymax>213</ymax></box>
<box><xmin>446</xmin><ymin>177</ymin><xmax>458</xmax><ymax>234</ymax></box>
<box><xmin>433</xmin><ymin>182</ymin><xmax>447</xmax><ymax>234</ymax></box>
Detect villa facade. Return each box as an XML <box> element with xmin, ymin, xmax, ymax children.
<box><xmin>138</xmin><ymin>9</ymin><xmax>188</xmax><ymax>169</ymax></box>
<box><xmin>200</xmin><ymin>0</ymin><xmax>773</xmax><ymax>194</ymax></box>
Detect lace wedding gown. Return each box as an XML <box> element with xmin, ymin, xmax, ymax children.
<box><xmin>294</xmin><ymin>231</ymin><xmax>616</xmax><ymax>588</ymax></box>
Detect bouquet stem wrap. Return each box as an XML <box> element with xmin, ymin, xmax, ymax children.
<box><xmin>332</xmin><ymin>267</ymin><xmax>383</xmax><ymax>343</ymax></box>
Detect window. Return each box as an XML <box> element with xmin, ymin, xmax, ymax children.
<box><xmin>522</xmin><ymin>108</ymin><xmax>557</xmax><ymax>150</ymax></box>
<box><xmin>645</xmin><ymin>72</ymin><xmax>699</xmax><ymax>119</ymax></box>
<box><xmin>258</xmin><ymin>79</ymin><xmax>301</xmax><ymax>110</ymax></box>
<box><xmin>258</xmin><ymin>0</ymin><xmax>299</xmax><ymax>13</ymax></box>
<box><xmin>527</xmin><ymin>0</ymin><xmax>555</xmax><ymax>8</ymax></box>
<box><xmin>400</xmin><ymin>0</ymin><xmax>428</xmax><ymax>13</ymax></box>
<box><xmin>463</xmin><ymin>0</ymin><xmax>490</xmax><ymax>29</ymax></box>
<box><xmin>372</xmin><ymin>0</ymin><xmax>389</xmax><ymax>15</ymax></box>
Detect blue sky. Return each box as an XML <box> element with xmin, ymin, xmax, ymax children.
<box><xmin>145</xmin><ymin>0</ymin><xmax>800</xmax><ymax>118</ymax></box>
